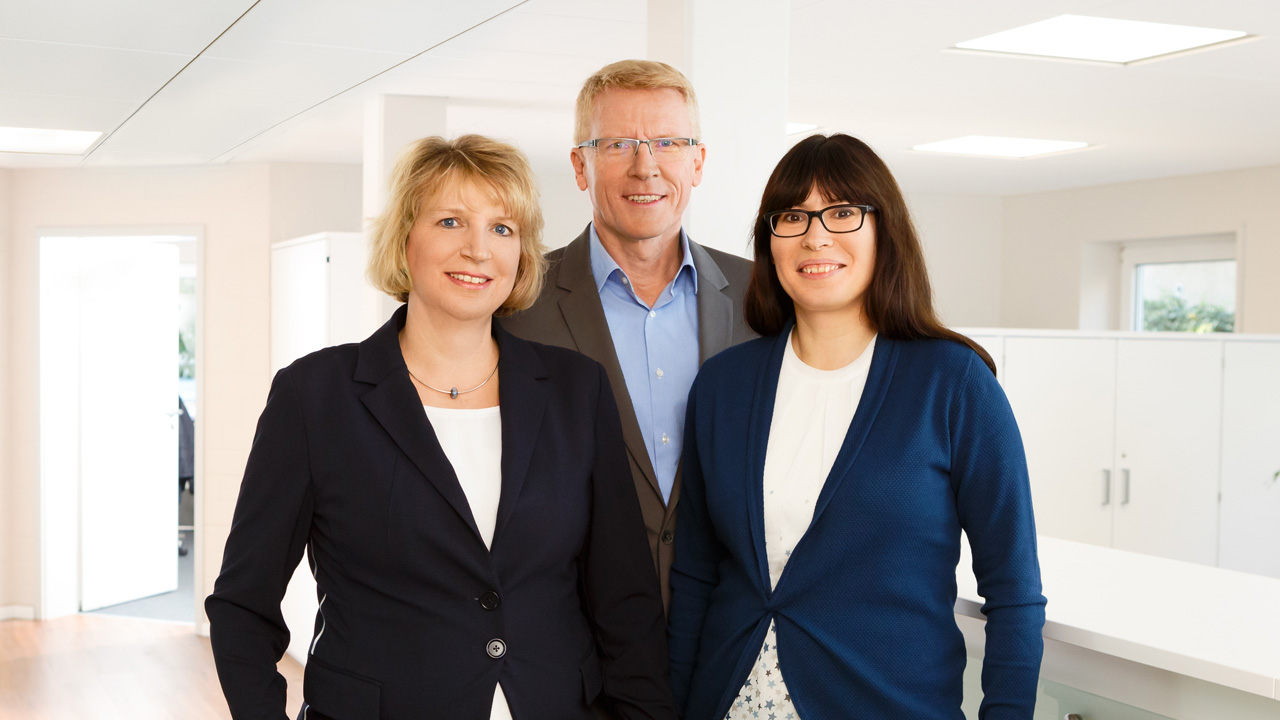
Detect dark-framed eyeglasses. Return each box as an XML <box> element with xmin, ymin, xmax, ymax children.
<box><xmin>576</xmin><ymin>137</ymin><xmax>700</xmax><ymax>161</ymax></box>
<box><xmin>767</xmin><ymin>204</ymin><xmax>876</xmax><ymax>237</ymax></box>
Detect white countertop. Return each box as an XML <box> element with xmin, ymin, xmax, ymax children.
<box><xmin>956</xmin><ymin>536</ymin><xmax>1280</xmax><ymax>700</ymax></box>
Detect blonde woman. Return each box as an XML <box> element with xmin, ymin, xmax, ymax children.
<box><xmin>208</xmin><ymin>135</ymin><xmax>675</xmax><ymax>720</ymax></box>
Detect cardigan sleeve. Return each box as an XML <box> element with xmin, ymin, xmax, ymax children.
<box><xmin>950</xmin><ymin>353</ymin><xmax>1047</xmax><ymax>720</ymax></box>
<box><xmin>666</xmin><ymin>381</ymin><xmax>725</xmax><ymax>713</ymax></box>
<box><xmin>205</xmin><ymin>368</ymin><xmax>315</xmax><ymax>720</ymax></box>
<box><xmin>581</xmin><ymin>363</ymin><xmax>678</xmax><ymax>720</ymax></box>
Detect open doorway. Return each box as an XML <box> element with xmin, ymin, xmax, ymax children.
<box><xmin>39</xmin><ymin>230</ymin><xmax>201</xmax><ymax>624</ymax></box>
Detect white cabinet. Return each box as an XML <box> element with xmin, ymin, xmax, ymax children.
<box><xmin>1002</xmin><ymin>336</ymin><xmax>1223</xmax><ymax>566</ymax></box>
<box><xmin>1111</xmin><ymin>340</ymin><xmax>1221</xmax><ymax>566</ymax></box>
<box><xmin>270</xmin><ymin>231</ymin><xmax>384</xmax><ymax>664</ymax></box>
<box><xmin>1219</xmin><ymin>342</ymin><xmax>1280</xmax><ymax>578</ymax></box>
<box><xmin>1003</xmin><ymin>337</ymin><xmax>1117</xmax><ymax>548</ymax></box>
<box><xmin>271</xmin><ymin>232</ymin><xmax>382</xmax><ymax>371</ymax></box>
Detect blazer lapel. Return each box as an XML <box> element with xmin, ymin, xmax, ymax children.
<box><xmin>555</xmin><ymin>229</ymin><xmax>663</xmax><ymax>501</ymax></box>
<box><xmin>689</xmin><ymin>239</ymin><xmax>736</xmax><ymax>365</ymax></box>
<box><xmin>354</xmin><ymin>306</ymin><xmax>482</xmax><ymax>542</ymax></box>
<box><xmin>809</xmin><ymin>336</ymin><xmax>900</xmax><ymax>525</ymax></box>
<box><xmin>491</xmin><ymin>327</ymin><xmax>548</xmax><ymax>548</ymax></box>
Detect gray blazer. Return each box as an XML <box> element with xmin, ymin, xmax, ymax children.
<box><xmin>499</xmin><ymin>225</ymin><xmax>755</xmax><ymax>611</ymax></box>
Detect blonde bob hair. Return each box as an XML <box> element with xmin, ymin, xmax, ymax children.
<box><xmin>367</xmin><ymin>134</ymin><xmax>547</xmax><ymax>315</ymax></box>
<box><xmin>574</xmin><ymin>59</ymin><xmax>701</xmax><ymax>144</ymax></box>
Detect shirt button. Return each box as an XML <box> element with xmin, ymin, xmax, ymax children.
<box><xmin>649</xmin><ymin>310</ymin><xmax>656</xmax><ymax>318</ymax></box>
<box><xmin>655</xmin><ymin>368</ymin><xmax>664</xmax><ymax>379</ymax></box>
<box><xmin>661</xmin><ymin>433</ymin><xmax>670</xmax><ymax>445</ymax></box>
<box><xmin>479</xmin><ymin>591</ymin><xmax>500</xmax><ymax>611</ymax></box>
<box><xmin>621</xmin><ymin>277</ymin><xmax>629</xmax><ymax>285</ymax></box>
<box><xmin>487</xmin><ymin>639</ymin><xmax>506</xmax><ymax>659</ymax></box>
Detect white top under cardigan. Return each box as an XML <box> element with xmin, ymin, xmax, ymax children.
<box><xmin>725</xmin><ymin>332</ymin><xmax>876</xmax><ymax>720</ymax></box>
<box><xmin>421</xmin><ymin>404</ymin><xmax>512</xmax><ymax>720</ymax></box>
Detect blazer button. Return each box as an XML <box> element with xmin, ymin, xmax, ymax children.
<box><xmin>479</xmin><ymin>591</ymin><xmax>500</xmax><ymax>611</ymax></box>
<box><xmin>661</xmin><ymin>530</ymin><xmax>674</xmax><ymax>545</ymax></box>
<box><xmin>486</xmin><ymin>639</ymin><xmax>507</xmax><ymax>659</ymax></box>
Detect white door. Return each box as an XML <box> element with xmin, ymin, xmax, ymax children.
<box><xmin>1113</xmin><ymin>339</ymin><xmax>1222</xmax><ymax>566</ymax></box>
<box><xmin>78</xmin><ymin>239</ymin><xmax>180</xmax><ymax>611</ymax></box>
<box><xmin>1003</xmin><ymin>337</ymin><xmax>1117</xmax><ymax>548</ymax></box>
<box><xmin>1219</xmin><ymin>342</ymin><xmax>1280</xmax><ymax>579</ymax></box>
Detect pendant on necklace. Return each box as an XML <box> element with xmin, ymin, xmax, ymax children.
<box><xmin>450</xmin><ymin>387</ymin><xmax>459</xmax><ymax>400</ymax></box>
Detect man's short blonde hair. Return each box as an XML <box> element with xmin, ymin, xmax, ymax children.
<box><xmin>367</xmin><ymin>134</ymin><xmax>547</xmax><ymax>315</ymax></box>
<box><xmin>573</xmin><ymin>59</ymin><xmax>701</xmax><ymax>144</ymax></box>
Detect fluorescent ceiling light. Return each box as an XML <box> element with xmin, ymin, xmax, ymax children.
<box><xmin>913</xmin><ymin>136</ymin><xmax>1088</xmax><ymax>158</ymax></box>
<box><xmin>955</xmin><ymin>14</ymin><xmax>1248</xmax><ymax>64</ymax></box>
<box><xmin>786</xmin><ymin>122</ymin><xmax>819</xmax><ymax>135</ymax></box>
<box><xmin>0</xmin><ymin>126</ymin><xmax>102</xmax><ymax>154</ymax></box>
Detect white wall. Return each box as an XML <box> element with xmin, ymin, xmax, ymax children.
<box><xmin>270</xmin><ymin>164</ymin><xmax>364</xmax><ymax>244</ymax></box>
<box><xmin>1002</xmin><ymin>164</ymin><xmax>1280</xmax><ymax>333</ymax></box>
<box><xmin>531</xmin><ymin>155</ymin><xmax>593</xmax><ymax>252</ymax></box>
<box><xmin>908</xmin><ymin>193</ymin><xmax>1004</xmax><ymax>328</ymax></box>
<box><xmin>1</xmin><ymin>162</ymin><xmax>360</xmax><ymax>622</ymax></box>
<box><xmin>0</xmin><ymin>168</ymin><xmax>11</xmax><ymax>614</ymax></box>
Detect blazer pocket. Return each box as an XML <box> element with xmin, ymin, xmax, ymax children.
<box><xmin>580</xmin><ymin>654</ymin><xmax>603</xmax><ymax>705</ymax></box>
<box><xmin>303</xmin><ymin>656</ymin><xmax>382</xmax><ymax>719</ymax></box>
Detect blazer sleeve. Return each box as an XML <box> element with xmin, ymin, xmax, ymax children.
<box><xmin>205</xmin><ymin>368</ymin><xmax>315</xmax><ymax>720</ymax></box>
<box><xmin>666</xmin><ymin>379</ymin><xmax>724</xmax><ymax>713</ymax></box>
<box><xmin>950</xmin><ymin>353</ymin><xmax>1047</xmax><ymax>720</ymax></box>
<box><xmin>581</xmin><ymin>363</ymin><xmax>678</xmax><ymax>720</ymax></box>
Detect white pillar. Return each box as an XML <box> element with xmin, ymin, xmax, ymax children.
<box><xmin>649</xmin><ymin>0</ymin><xmax>790</xmax><ymax>258</ymax></box>
<box><xmin>363</xmin><ymin>95</ymin><xmax>448</xmax><ymax>317</ymax></box>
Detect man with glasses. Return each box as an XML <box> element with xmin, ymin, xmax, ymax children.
<box><xmin>501</xmin><ymin>59</ymin><xmax>754</xmax><ymax>612</ymax></box>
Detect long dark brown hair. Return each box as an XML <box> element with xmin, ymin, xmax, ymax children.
<box><xmin>744</xmin><ymin>133</ymin><xmax>996</xmax><ymax>375</ymax></box>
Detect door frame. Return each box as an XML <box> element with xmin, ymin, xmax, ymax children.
<box><xmin>37</xmin><ymin>225</ymin><xmax>205</xmax><ymax>626</ymax></box>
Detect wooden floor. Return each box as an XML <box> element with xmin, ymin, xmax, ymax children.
<box><xmin>0</xmin><ymin>614</ymin><xmax>304</xmax><ymax>720</ymax></box>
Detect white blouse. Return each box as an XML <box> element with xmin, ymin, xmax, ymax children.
<box><xmin>726</xmin><ymin>331</ymin><xmax>876</xmax><ymax>720</ymax></box>
<box><xmin>421</xmin><ymin>404</ymin><xmax>511</xmax><ymax>720</ymax></box>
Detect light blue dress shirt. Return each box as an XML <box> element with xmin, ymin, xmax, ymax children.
<box><xmin>588</xmin><ymin>224</ymin><xmax>699</xmax><ymax>504</ymax></box>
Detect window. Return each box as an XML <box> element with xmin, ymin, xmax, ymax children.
<box><xmin>1134</xmin><ymin>259</ymin><xmax>1236</xmax><ymax>332</ymax></box>
<box><xmin>1119</xmin><ymin>234</ymin><xmax>1238</xmax><ymax>333</ymax></box>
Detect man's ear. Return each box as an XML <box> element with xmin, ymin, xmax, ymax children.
<box><xmin>691</xmin><ymin>143</ymin><xmax>706</xmax><ymax>188</ymax></box>
<box><xmin>570</xmin><ymin>149</ymin><xmax>589</xmax><ymax>191</ymax></box>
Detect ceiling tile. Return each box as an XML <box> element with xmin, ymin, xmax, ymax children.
<box><xmin>95</xmin><ymin>93</ymin><xmax>316</xmax><ymax>156</ymax></box>
<box><xmin>0</xmin><ymin>0</ymin><xmax>254</xmax><ymax>55</ymax></box>
<box><xmin>0</xmin><ymin>91</ymin><xmax>135</xmax><ymax>133</ymax></box>
<box><xmin>0</xmin><ymin>151</ymin><xmax>82</xmax><ymax>168</ymax></box>
<box><xmin>210</xmin><ymin>0</ymin><xmax>523</xmax><ymax>56</ymax></box>
<box><xmin>0</xmin><ymin>39</ymin><xmax>189</xmax><ymax>101</ymax></box>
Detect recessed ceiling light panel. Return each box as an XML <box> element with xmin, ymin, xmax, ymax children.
<box><xmin>0</xmin><ymin>126</ymin><xmax>103</xmax><ymax>155</ymax></box>
<box><xmin>955</xmin><ymin>14</ymin><xmax>1248</xmax><ymax>64</ymax></box>
<box><xmin>912</xmin><ymin>136</ymin><xmax>1088</xmax><ymax>158</ymax></box>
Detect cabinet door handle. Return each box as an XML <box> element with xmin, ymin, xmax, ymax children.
<box><xmin>1102</xmin><ymin>469</ymin><xmax>1111</xmax><ymax>506</ymax></box>
<box><xmin>1121</xmin><ymin>468</ymin><xmax>1131</xmax><ymax>505</ymax></box>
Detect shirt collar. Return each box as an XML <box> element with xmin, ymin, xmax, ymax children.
<box><xmin>587</xmin><ymin>223</ymin><xmax>699</xmax><ymax>295</ymax></box>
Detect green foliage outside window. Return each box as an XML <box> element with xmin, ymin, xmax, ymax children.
<box><xmin>178</xmin><ymin>276</ymin><xmax>196</xmax><ymax>379</ymax></box>
<box><xmin>1142</xmin><ymin>293</ymin><xmax>1234</xmax><ymax>333</ymax></box>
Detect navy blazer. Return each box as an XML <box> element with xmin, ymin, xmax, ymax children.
<box><xmin>668</xmin><ymin>330</ymin><xmax>1046</xmax><ymax>720</ymax></box>
<box><xmin>207</xmin><ymin>306</ymin><xmax>675</xmax><ymax>720</ymax></box>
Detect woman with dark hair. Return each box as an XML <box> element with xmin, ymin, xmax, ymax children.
<box><xmin>667</xmin><ymin>133</ymin><xmax>1045</xmax><ymax>719</ymax></box>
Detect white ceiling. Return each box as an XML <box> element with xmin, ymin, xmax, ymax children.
<box><xmin>1</xmin><ymin>0</ymin><xmax>1277</xmax><ymax>195</ymax></box>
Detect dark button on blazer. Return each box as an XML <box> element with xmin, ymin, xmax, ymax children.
<box><xmin>206</xmin><ymin>305</ymin><xmax>675</xmax><ymax>720</ymax></box>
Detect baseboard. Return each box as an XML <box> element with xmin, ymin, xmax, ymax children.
<box><xmin>0</xmin><ymin>605</ymin><xmax>36</xmax><ymax>621</ymax></box>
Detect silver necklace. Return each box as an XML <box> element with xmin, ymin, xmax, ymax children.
<box><xmin>408</xmin><ymin>361</ymin><xmax>499</xmax><ymax>400</ymax></box>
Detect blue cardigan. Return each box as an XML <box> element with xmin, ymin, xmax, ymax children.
<box><xmin>668</xmin><ymin>330</ymin><xmax>1046</xmax><ymax>720</ymax></box>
